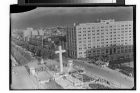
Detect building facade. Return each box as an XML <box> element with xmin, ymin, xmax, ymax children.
<box><xmin>66</xmin><ymin>19</ymin><xmax>133</xmax><ymax>59</ymax></box>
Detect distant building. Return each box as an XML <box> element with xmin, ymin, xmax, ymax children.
<box><xmin>66</xmin><ymin>19</ymin><xmax>133</xmax><ymax>60</ymax></box>
<box><xmin>23</xmin><ymin>28</ymin><xmax>45</xmax><ymax>41</ymax></box>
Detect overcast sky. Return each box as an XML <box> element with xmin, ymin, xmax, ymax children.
<box><xmin>11</xmin><ymin>7</ymin><xmax>133</xmax><ymax>30</ymax></box>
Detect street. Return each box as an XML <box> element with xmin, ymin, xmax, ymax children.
<box><xmin>60</xmin><ymin>57</ymin><xmax>134</xmax><ymax>89</ymax></box>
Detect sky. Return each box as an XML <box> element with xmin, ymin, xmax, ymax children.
<box><xmin>11</xmin><ymin>7</ymin><xmax>133</xmax><ymax>30</ymax></box>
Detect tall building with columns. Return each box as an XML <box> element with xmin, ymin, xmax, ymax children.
<box><xmin>66</xmin><ymin>19</ymin><xmax>133</xmax><ymax>59</ymax></box>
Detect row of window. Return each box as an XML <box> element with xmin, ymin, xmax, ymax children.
<box><xmin>78</xmin><ymin>31</ymin><xmax>132</xmax><ymax>35</ymax></box>
<box><xmin>88</xmin><ymin>48</ymin><xmax>133</xmax><ymax>54</ymax></box>
<box><xmin>78</xmin><ymin>42</ymin><xmax>133</xmax><ymax>49</ymax></box>
<box><xmin>78</xmin><ymin>37</ymin><xmax>132</xmax><ymax>41</ymax></box>
<box><xmin>78</xmin><ymin>28</ymin><xmax>132</xmax><ymax>32</ymax></box>
<box><xmin>78</xmin><ymin>43</ymin><xmax>132</xmax><ymax>46</ymax></box>
<box><xmin>78</xmin><ymin>47</ymin><xmax>133</xmax><ymax>55</ymax></box>
<box><xmin>78</xmin><ymin>24</ymin><xmax>132</xmax><ymax>30</ymax></box>
<box><xmin>78</xmin><ymin>33</ymin><xmax>132</xmax><ymax>37</ymax></box>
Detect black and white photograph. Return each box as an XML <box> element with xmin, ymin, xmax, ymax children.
<box><xmin>10</xmin><ymin>6</ymin><xmax>135</xmax><ymax>90</ymax></box>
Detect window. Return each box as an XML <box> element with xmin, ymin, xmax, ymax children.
<box><xmin>114</xmin><ymin>29</ymin><xmax>116</xmax><ymax>30</ymax></box>
<box><xmin>97</xmin><ymin>49</ymin><xmax>100</xmax><ymax>53</ymax></box>
<box><xmin>78</xmin><ymin>31</ymin><xmax>81</xmax><ymax>33</ymax></box>
<box><xmin>88</xmin><ymin>46</ymin><xmax>91</xmax><ymax>49</ymax></box>
<box><xmin>97</xmin><ymin>33</ymin><xmax>100</xmax><ymax>35</ymax></box>
<box><xmin>106</xmin><ymin>49</ymin><xmax>108</xmax><ymax>53</ymax></box>
<box><xmin>83</xmin><ymin>44</ymin><xmax>86</xmax><ymax>46</ymax></box>
<box><xmin>88</xmin><ymin>40</ymin><xmax>91</xmax><ymax>42</ymax></box>
<box><xmin>121</xmin><ymin>40</ymin><xmax>124</xmax><ymax>42</ymax></box>
<box><xmin>125</xmin><ymin>25</ymin><xmax>128</xmax><ymax>27</ymax></box>
<box><xmin>129</xmin><ymin>49</ymin><xmax>132</xmax><ymax>52</ymax></box>
<box><xmin>88</xmin><ymin>51</ymin><xmax>91</xmax><ymax>53</ymax></box>
<box><xmin>114</xmin><ymin>48</ymin><xmax>116</xmax><ymax>53</ymax></box>
<box><xmin>97</xmin><ymin>30</ymin><xmax>100</xmax><ymax>32</ymax></box>
<box><xmin>101</xmin><ymin>26</ymin><xmax>104</xmax><ymax>28</ymax></box>
<box><xmin>88</xmin><ymin>37</ymin><xmax>91</xmax><ymax>39</ymax></box>
<box><xmin>121</xmin><ymin>49</ymin><xmax>124</xmax><ymax>53</ymax></box>
<box><xmin>83</xmin><ymin>31</ymin><xmax>86</xmax><ymax>33</ymax></box>
<box><xmin>117</xmin><ymin>50</ymin><xmax>120</xmax><ymax>54</ymax></box>
<box><xmin>79</xmin><ymin>41</ymin><xmax>82</xmax><ymax>43</ymax></box>
<box><xmin>83</xmin><ymin>34</ymin><xmax>86</xmax><ymax>36</ymax></box>
<box><xmin>97</xmin><ymin>36</ymin><xmax>100</xmax><ymax>38</ymax></box>
<box><xmin>79</xmin><ymin>48</ymin><xmax>82</xmax><ymax>50</ymax></box>
<box><xmin>79</xmin><ymin>52</ymin><xmax>82</xmax><ymax>54</ymax></box>
<box><xmin>121</xmin><ymin>28</ymin><xmax>124</xmax><ymax>30</ymax></box>
<box><xmin>97</xmin><ymin>39</ymin><xmax>100</xmax><ymax>41</ymax></box>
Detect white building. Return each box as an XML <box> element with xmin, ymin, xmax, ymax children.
<box><xmin>66</xmin><ymin>19</ymin><xmax>133</xmax><ymax>58</ymax></box>
<box><xmin>23</xmin><ymin>28</ymin><xmax>45</xmax><ymax>41</ymax></box>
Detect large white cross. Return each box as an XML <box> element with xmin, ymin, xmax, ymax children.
<box><xmin>55</xmin><ymin>46</ymin><xmax>66</xmax><ymax>73</ymax></box>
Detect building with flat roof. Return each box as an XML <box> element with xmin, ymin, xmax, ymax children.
<box><xmin>66</xmin><ymin>19</ymin><xmax>133</xmax><ymax>59</ymax></box>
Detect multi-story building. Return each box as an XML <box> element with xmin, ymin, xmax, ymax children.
<box><xmin>66</xmin><ymin>19</ymin><xmax>133</xmax><ymax>60</ymax></box>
